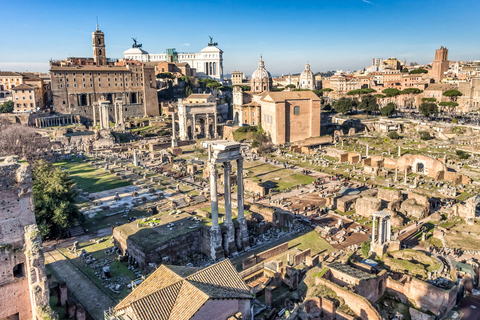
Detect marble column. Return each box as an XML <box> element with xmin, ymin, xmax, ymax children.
<box><xmin>210</xmin><ymin>162</ymin><xmax>219</xmax><ymax>229</ymax></box>
<box><xmin>386</xmin><ymin>218</ymin><xmax>391</xmax><ymax>242</ymax></box>
<box><xmin>206</xmin><ymin>115</ymin><xmax>211</xmax><ymax>139</ymax></box>
<box><xmin>236</xmin><ymin>158</ymin><xmax>249</xmax><ymax>250</ymax></box>
<box><xmin>192</xmin><ymin>113</ymin><xmax>197</xmax><ymax>139</ymax></box>
<box><xmin>172</xmin><ymin>112</ymin><xmax>178</xmax><ymax>148</ymax></box>
<box><xmin>394</xmin><ymin>166</ymin><xmax>398</xmax><ymax>183</ymax></box>
<box><xmin>114</xmin><ymin>103</ymin><xmax>118</xmax><ymax>127</ymax></box>
<box><xmin>372</xmin><ymin>217</ymin><xmax>376</xmax><ymax>244</ymax></box>
<box><xmin>378</xmin><ymin>218</ymin><xmax>383</xmax><ymax>244</ymax></box>
<box><xmin>224</xmin><ymin>162</ymin><xmax>236</xmax><ymax>255</ymax></box>
<box><xmin>398</xmin><ymin>145</ymin><xmax>401</xmax><ymax>157</ymax></box>
<box><xmin>214</xmin><ymin>111</ymin><xmax>218</xmax><ymax>138</ymax></box>
<box><xmin>366</xmin><ymin>143</ymin><xmax>369</xmax><ymax>157</ymax></box>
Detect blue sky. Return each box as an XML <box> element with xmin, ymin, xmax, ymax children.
<box><xmin>1</xmin><ymin>0</ymin><xmax>479</xmax><ymax>75</ymax></box>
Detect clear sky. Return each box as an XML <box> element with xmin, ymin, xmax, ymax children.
<box><xmin>1</xmin><ymin>0</ymin><xmax>479</xmax><ymax>75</ymax></box>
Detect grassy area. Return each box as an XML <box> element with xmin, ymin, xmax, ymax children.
<box><xmin>288</xmin><ymin>230</ymin><xmax>335</xmax><ymax>255</ymax></box>
<box><xmin>55</xmin><ymin>157</ymin><xmax>131</xmax><ymax>194</ymax></box>
<box><xmin>381</xmin><ymin>249</ymin><xmax>440</xmax><ymax>280</ymax></box>
<box><xmin>59</xmin><ymin>237</ymin><xmax>138</xmax><ymax>300</ymax></box>
<box><xmin>244</xmin><ymin>161</ymin><xmax>315</xmax><ymax>190</ymax></box>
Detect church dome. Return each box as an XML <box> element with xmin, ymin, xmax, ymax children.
<box><xmin>251</xmin><ymin>57</ymin><xmax>271</xmax><ymax>80</ymax></box>
<box><xmin>299</xmin><ymin>63</ymin><xmax>316</xmax><ymax>90</ymax></box>
<box><xmin>251</xmin><ymin>56</ymin><xmax>272</xmax><ymax>93</ymax></box>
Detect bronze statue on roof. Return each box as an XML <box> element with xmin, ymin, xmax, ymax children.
<box><xmin>132</xmin><ymin>38</ymin><xmax>143</xmax><ymax>49</ymax></box>
<box><xmin>208</xmin><ymin>36</ymin><xmax>218</xmax><ymax>47</ymax></box>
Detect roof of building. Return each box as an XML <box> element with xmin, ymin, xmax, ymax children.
<box><xmin>50</xmin><ymin>65</ymin><xmax>130</xmax><ymax>72</ymax></box>
<box><xmin>261</xmin><ymin>90</ymin><xmax>321</xmax><ymax>102</ymax></box>
<box><xmin>328</xmin><ymin>262</ymin><xmax>376</xmax><ymax>280</ymax></box>
<box><xmin>124</xmin><ymin>47</ymin><xmax>149</xmax><ymax>55</ymax></box>
<box><xmin>186</xmin><ymin>93</ymin><xmax>212</xmax><ymax>100</ymax></box>
<box><xmin>115</xmin><ymin>259</ymin><xmax>251</xmax><ymax>320</ymax></box>
<box><xmin>0</xmin><ymin>71</ymin><xmax>22</xmax><ymax>77</ymax></box>
<box><xmin>424</xmin><ymin>83</ymin><xmax>456</xmax><ymax>91</ymax></box>
<box><xmin>12</xmin><ymin>84</ymin><xmax>37</xmax><ymax>90</ymax></box>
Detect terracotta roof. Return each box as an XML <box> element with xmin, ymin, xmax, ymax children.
<box><xmin>0</xmin><ymin>71</ymin><xmax>22</xmax><ymax>77</ymax></box>
<box><xmin>12</xmin><ymin>84</ymin><xmax>37</xmax><ymax>90</ymax></box>
<box><xmin>261</xmin><ymin>90</ymin><xmax>321</xmax><ymax>102</ymax></box>
<box><xmin>424</xmin><ymin>83</ymin><xmax>456</xmax><ymax>91</ymax></box>
<box><xmin>115</xmin><ymin>259</ymin><xmax>251</xmax><ymax>320</ymax></box>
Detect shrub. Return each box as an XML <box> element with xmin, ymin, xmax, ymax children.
<box><xmin>419</xmin><ymin>131</ymin><xmax>431</xmax><ymax>140</ymax></box>
<box><xmin>361</xmin><ymin>241</ymin><xmax>371</xmax><ymax>258</ymax></box>
<box><xmin>456</xmin><ymin>150</ymin><xmax>470</xmax><ymax>160</ymax></box>
<box><xmin>452</xmin><ymin>118</ymin><xmax>458</xmax><ymax>124</ymax></box>
<box><xmin>388</xmin><ymin>131</ymin><xmax>401</xmax><ymax>139</ymax></box>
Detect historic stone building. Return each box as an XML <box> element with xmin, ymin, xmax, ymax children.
<box><xmin>11</xmin><ymin>84</ymin><xmax>42</xmax><ymax>113</ymax></box>
<box><xmin>123</xmin><ymin>37</ymin><xmax>223</xmax><ymax>82</ymax></box>
<box><xmin>250</xmin><ymin>56</ymin><xmax>272</xmax><ymax>93</ymax></box>
<box><xmin>260</xmin><ymin>91</ymin><xmax>322</xmax><ymax>144</ymax></box>
<box><xmin>431</xmin><ymin>46</ymin><xmax>449</xmax><ymax>83</ymax></box>
<box><xmin>232</xmin><ymin>86</ymin><xmax>261</xmax><ymax>126</ymax></box>
<box><xmin>50</xmin><ymin>26</ymin><xmax>159</xmax><ymax>121</ymax></box>
<box><xmin>299</xmin><ymin>63</ymin><xmax>316</xmax><ymax>90</ymax></box>
<box><xmin>178</xmin><ymin>93</ymin><xmax>221</xmax><ymax>140</ymax></box>
<box><xmin>0</xmin><ymin>157</ymin><xmax>51</xmax><ymax>320</ymax></box>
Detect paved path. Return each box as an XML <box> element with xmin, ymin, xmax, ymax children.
<box><xmin>45</xmin><ymin>249</ymin><xmax>116</xmax><ymax>320</ymax></box>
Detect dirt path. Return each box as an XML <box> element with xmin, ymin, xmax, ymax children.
<box><xmin>45</xmin><ymin>249</ymin><xmax>116</xmax><ymax>320</ymax></box>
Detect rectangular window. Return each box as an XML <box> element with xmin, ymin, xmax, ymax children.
<box><xmin>294</xmin><ymin>106</ymin><xmax>300</xmax><ymax>114</ymax></box>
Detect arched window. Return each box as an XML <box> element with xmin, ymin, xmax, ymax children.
<box><xmin>294</xmin><ymin>106</ymin><xmax>300</xmax><ymax>115</ymax></box>
<box><xmin>131</xmin><ymin>93</ymin><xmax>137</xmax><ymax>104</ymax></box>
<box><xmin>99</xmin><ymin>49</ymin><xmax>102</xmax><ymax>56</ymax></box>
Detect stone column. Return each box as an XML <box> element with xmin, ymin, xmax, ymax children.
<box><xmin>387</xmin><ymin>218</ymin><xmax>392</xmax><ymax>242</ymax></box>
<box><xmin>394</xmin><ymin>166</ymin><xmax>398</xmax><ymax>183</ymax></box>
<box><xmin>209</xmin><ymin>161</ymin><xmax>224</xmax><ymax>260</ymax></box>
<box><xmin>114</xmin><ymin>102</ymin><xmax>118</xmax><ymax>127</ymax></box>
<box><xmin>398</xmin><ymin>145</ymin><xmax>401</xmax><ymax>157</ymax></box>
<box><xmin>378</xmin><ymin>217</ymin><xmax>383</xmax><ymax>244</ymax></box>
<box><xmin>236</xmin><ymin>158</ymin><xmax>249</xmax><ymax>250</ymax></box>
<box><xmin>172</xmin><ymin>112</ymin><xmax>178</xmax><ymax>148</ymax></box>
<box><xmin>366</xmin><ymin>143</ymin><xmax>369</xmax><ymax>157</ymax></box>
<box><xmin>210</xmin><ymin>162</ymin><xmax>219</xmax><ymax>228</ymax></box>
<box><xmin>372</xmin><ymin>216</ymin><xmax>376</xmax><ymax>244</ymax></box>
<box><xmin>192</xmin><ymin>113</ymin><xmax>197</xmax><ymax>139</ymax></box>
<box><xmin>206</xmin><ymin>114</ymin><xmax>211</xmax><ymax>139</ymax></box>
<box><xmin>214</xmin><ymin>111</ymin><xmax>218</xmax><ymax>138</ymax></box>
<box><xmin>404</xmin><ymin>167</ymin><xmax>408</xmax><ymax>183</ymax></box>
<box><xmin>98</xmin><ymin>105</ymin><xmax>102</xmax><ymax>129</ymax></box>
<box><xmin>224</xmin><ymin>162</ymin><xmax>236</xmax><ymax>255</ymax></box>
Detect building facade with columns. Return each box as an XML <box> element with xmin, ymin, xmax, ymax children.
<box><xmin>50</xmin><ymin>26</ymin><xmax>159</xmax><ymax>122</ymax></box>
<box><xmin>124</xmin><ymin>38</ymin><xmax>223</xmax><ymax>82</ymax></box>
<box><xmin>178</xmin><ymin>93</ymin><xmax>221</xmax><ymax>140</ymax></box>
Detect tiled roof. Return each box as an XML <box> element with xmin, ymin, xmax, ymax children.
<box><xmin>262</xmin><ymin>90</ymin><xmax>321</xmax><ymax>102</ymax></box>
<box><xmin>0</xmin><ymin>71</ymin><xmax>22</xmax><ymax>77</ymax></box>
<box><xmin>12</xmin><ymin>84</ymin><xmax>37</xmax><ymax>90</ymax></box>
<box><xmin>115</xmin><ymin>259</ymin><xmax>251</xmax><ymax>320</ymax></box>
<box><xmin>424</xmin><ymin>83</ymin><xmax>456</xmax><ymax>91</ymax></box>
<box><xmin>186</xmin><ymin>93</ymin><xmax>212</xmax><ymax>99</ymax></box>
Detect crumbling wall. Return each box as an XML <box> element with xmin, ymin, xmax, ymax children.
<box><xmin>355</xmin><ymin>196</ymin><xmax>382</xmax><ymax>217</ymax></box>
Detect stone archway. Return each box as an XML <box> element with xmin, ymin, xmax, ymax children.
<box><xmin>417</xmin><ymin>162</ymin><xmax>425</xmax><ymax>173</ymax></box>
<box><xmin>234</xmin><ymin>112</ymin><xmax>239</xmax><ymax>125</ymax></box>
<box><xmin>198</xmin><ymin>118</ymin><xmax>206</xmax><ymax>138</ymax></box>
<box><xmin>209</xmin><ymin>123</ymin><xmax>213</xmax><ymax>138</ymax></box>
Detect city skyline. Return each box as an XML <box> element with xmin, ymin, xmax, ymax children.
<box><xmin>1</xmin><ymin>0</ymin><xmax>480</xmax><ymax>75</ymax></box>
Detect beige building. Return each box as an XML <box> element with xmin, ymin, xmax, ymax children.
<box><xmin>12</xmin><ymin>84</ymin><xmax>42</xmax><ymax>113</ymax></box>
<box><xmin>458</xmin><ymin>77</ymin><xmax>480</xmax><ymax>112</ymax></box>
<box><xmin>50</xmin><ymin>26</ymin><xmax>159</xmax><ymax>122</ymax></box>
<box><xmin>231</xmin><ymin>71</ymin><xmax>245</xmax><ymax>85</ymax></box>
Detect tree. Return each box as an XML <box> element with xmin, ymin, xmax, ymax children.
<box><xmin>0</xmin><ymin>124</ymin><xmax>51</xmax><ymax>163</ymax></box>
<box><xmin>156</xmin><ymin>72</ymin><xmax>175</xmax><ymax>80</ymax></box>
<box><xmin>361</xmin><ymin>241</ymin><xmax>371</xmax><ymax>258</ymax></box>
<box><xmin>382</xmin><ymin>88</ymin><xmax>401</xmax><ymax>97</ymax></box>
<box><xmin>285</xmin><ymin>84</ymin><xmax>296</xmax><ymax>89</ymax></box>
<box><xmin>0</xmin><ymin>100</ymin><xmax>14</xmax><ymax>113</ymax></box>
<box><xmin>419</xmin><ymin>131</ymin><xmax>431</xmax><ymax>140</ymax></box>
<box><xmin>374</xmin><ymin>94</ymin><xmax>386</xmax><ymax>99</ymax></box>
<box><xmin>439</xmin><ymin>101</ymin><xmax>459</xmax><ymax>113</ymax></box>
<box><xmin>400</xmin><ymin>88</ymin><xmax>422</xmax><ymax>95</ymax></box>
<box><xmin>316</xmin><ymin>88</ymin><xmax>333</xmax><ymax>96</ymax></box>
<box><xmin>456</xmin><ymin>150</ymin><xmax>470</xmax><ymax>160</ymax></box>
<box><xmin>33</xmin><ymin>161</ymin><xmax>82</xmax><ymax>239</ymax></box>
<box><xmin>381</xmin><ymin>103</ymin><xmax>396</xmax><ymax>117</ymax></box>
<box><xmin>334</xmin><ymin>98</ymin><xmax>354</xmax><ymax>114</ymax></box>
<box><xmin>388</xmin><ymin>131</ymin><xmax>401</xmax><ymax>139</ymax></box>
<box><xmin>419</xmin><ymin>102</ymin><xmax>438</xmax><ymax>118</ymax></box>
<box><xmin>401</xmin><ymin>68</ymin><xmax>409</xmax><ymax>73</ymax></box>
<box><xmin>359</xmin><ymin>94</ymin><xmax>379</xmax><ymax>114</ymax></box>
<box><xmin>409</xmin><ymin>68</ymin><xmax>428</xmax><ymax>74</ymax></box>
<box><xmin>422</xmin><ymin>97</ymin><xmax>436</xmax><ymax>102</ymax></box>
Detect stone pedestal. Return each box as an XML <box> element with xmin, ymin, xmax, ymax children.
<box><xmin>169</xmin><ymin>147</ymin><xmax>183</xmax><ymax>156</ymax></box>
<box><xmin>209</xmin><ymin>227</ymin><xmax>224</xmax><ymax>260</ymax></box>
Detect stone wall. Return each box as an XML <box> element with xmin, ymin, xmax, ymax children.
<box><xmin>244</xmin><ymin>179</ymin><xmax>266</xmax><ymax>196</ymax></box>
<box><xmin>0</xmin><ymin>158</ymin><xmax>51</xmax><ymax>320</ymax></box>
<box><xmin>377</xmin><ymin>188</ymin><xmax>402</xmax><ymax>203</ymax></box>
<box><xmin>315</xmin><ymin>277</ymin><xmax>382</xmax><ymax>320</ymax></box>
<box><xmin>386</xmin><ymin>276</ymin><xmax>458</xmax><ymax>317</ymax></box>
<box><xmin>293</xmin><ymin>248</ymin><xmax>311</xmax><ymax>266</ymax></box>
<box><xmin>241</xmin><ymin>243</ymin><xmax>289</xmax><ymax>269</ymax></box>
<box><xmin>355</xmin><ymin>196</ymin><xmax>382</xmax><ymax>217</ymax></box>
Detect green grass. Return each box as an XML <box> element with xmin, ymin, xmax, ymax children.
<box><xmin>55</xmin><ymin>157</ymin><xmax>131</xmax><ymax>193</ymax></box>
<box><xmin>60</xmin><ymin>237</ymin><xmax>138</xmax><ymax>300</ymax></box>
<box><xmin>381</xmin><ymin>249</ymin><xmax>440</xmax><ymax>280</ymax></box>
<box><xmin>288</xmin><ymin>230</ymin><xmax>335</xmax><ymax>255</ymax></box>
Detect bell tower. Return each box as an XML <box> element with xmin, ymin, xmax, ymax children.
<box><xmin>92</xmin><ymin>25</ymin><xmax>107</xmax><ymax>66</ymax></box>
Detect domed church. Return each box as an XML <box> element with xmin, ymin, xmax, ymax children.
<box><xmin>250</xmin><ymin>56</ymin><xmax>272</xmax><ymax>93</ymax></box>
<box><xmin>299</xmin><ymin>63</ymin><xmax>316</xmax><ymax>90</ymax></box>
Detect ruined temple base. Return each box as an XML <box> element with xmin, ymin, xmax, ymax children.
<box><xmin>371</xmin><ymin>240</ymin><xmax>401</xmax><ymax>257</ymax></box>
<box><xmin>210</xmin><ymin>227</ymin><xmax>225</xmax><ymax>260</ymax></box>
<box><xmin>169</xmin><ymin>147</ymin><xmax>183</xmax><ymax>156</ymax></box>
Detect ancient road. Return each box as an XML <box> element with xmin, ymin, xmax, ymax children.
<box><xmin>45</xmin><ymin>249</ymin><xmax>117</xmax><ymax>320</ymax></box>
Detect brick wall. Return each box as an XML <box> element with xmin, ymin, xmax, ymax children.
<box><xmin>293</xmin><ymin>249</ymin><xmax>311</xmax><ymax>266</ymax></box>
